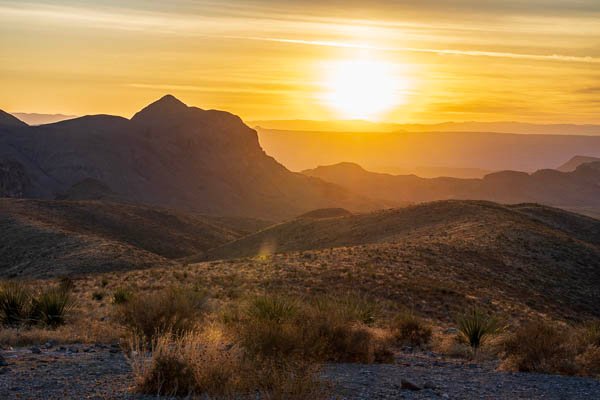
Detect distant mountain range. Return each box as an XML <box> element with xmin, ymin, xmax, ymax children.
<box><xmin>0</xmin><ymin>95</ymin><xmax>377</xmax><ymax>220</ymax></box>
<box><xmin>557</xmin><ymin>155</ymin><xmax>600</xmax><ymax>172</ymax></box>
<box><xmin>303</xmin><ymin>161</ymin><xmax>600</xmax><ymax>217</ymax></box>
<box><xmin>12</xmin><ymin>113</ymin><xmax>77</xmax><ymax>126</ymax></box>
<box><xmin>257</xmin><ymin>128</ymin><xmax>600</xmax><ymax>174</ymax></box>
<box><xmin>252</xmin><ymin>120</ymin><xmax>600</xmax><ymax>135</ymax></box>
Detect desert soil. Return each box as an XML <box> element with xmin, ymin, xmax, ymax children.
<box><xmin>1</xmin><ymin>345</ymin><xmax>599</xmax><ymax>399</ymax></box>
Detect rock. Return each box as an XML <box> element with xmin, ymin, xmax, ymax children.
<box><xmin>444</xmin><ymin>328</ymin><xmax>458</xmax><ymax>334</ymax></box>
<box><xmin>109</xmin><ymin>348</ymin><xmax>119</xmax><ymax>354</ymax></box>
<box><xmin>30</xmin><ymin>347</ymin><xmax>41</xmax><ymax>354</ymax></box>
<box><xmin>0</xmin><ymin>354</ymin><xmax>8</xmax><ymax>366</ymax></box>
<box><xmin>401</xmin><ymin>379</ymin><xmax>422</xmax><ymax>391</ymax></box>
<box><xmin>44</xmin><ymin>341</ymin><xmax>55</xmax><ymax>349</ymax></box>
<box><xmin>423</xmin><ymin>381</ymin><xmax>437</xmax><ymax>389</ymax></box>
<box><xmin>0</xmin><ymin>366</ymin><xmax>10</xmax><ymax>374</ymax></box>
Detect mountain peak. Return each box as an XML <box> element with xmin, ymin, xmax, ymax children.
<box><xmin>0</xmin><ymin>110</ymin><xmax>28</xmax><ymax>128</ymax></box>
<box><xmin>131</xmin><ymin>94</ymin><xmax>188</xmax><ymax>123</ymax></box>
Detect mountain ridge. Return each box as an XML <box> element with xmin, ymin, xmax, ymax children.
<box><xmin>0</xmin><ymin>96</ymin><xmax>379</xmax><ymax>220</ymax></box>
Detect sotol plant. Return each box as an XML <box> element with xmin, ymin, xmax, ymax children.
<box><xmin>456</xmin><ymin>308</ymin><xmax>500</xmax><ymax>356</ymax></box>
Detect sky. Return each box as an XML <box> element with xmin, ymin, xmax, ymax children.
<box><xmin>1</xmin><ymin>0</ymin><xmax>600</xmax><ymax>123</ymax></box>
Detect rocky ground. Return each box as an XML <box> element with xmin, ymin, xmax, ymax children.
<box><xmin>1</xmin><ymin>345</ymin><xmax>598</xmax><ymax>399</ymax></box>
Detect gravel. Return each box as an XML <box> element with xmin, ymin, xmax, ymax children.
<box><xmin>1</xmin><ymin>346</ymin><xmax>599</xmax><ymax>399</ymax></box>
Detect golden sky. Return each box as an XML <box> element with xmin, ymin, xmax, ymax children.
<box><xmin>1</xmin><ymin>0</ymin><xmax>600</xmax><ymax>123</ymax></box>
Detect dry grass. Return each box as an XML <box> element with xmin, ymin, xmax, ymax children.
<box><xmin>115</xmin><ymin>287</ymin><xmax>208</xmax><ymax>341</ymax></box>
<box><xmin>392</xmin><ymin>312</ymin><xmax>432</xmax><ymax>348</ymax></box>
<box><xmin>500</xmin><ymin>320</ymin><xmax>600</xmax><ymax>378</ymax></box>
<box><xmin>234</xmin><ymin>294</ymin><xmax>392</xmax><ymax>363</ymax></box>
<box><xmin>128</xmin><ymin>325</ymin><xmax>328</xmax><ymax>399</ymax></box>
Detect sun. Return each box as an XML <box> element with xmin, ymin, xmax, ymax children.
<box><xmin>321</xmin><ymin>58</ymin><xmax>408</xmax><ymax>120</ymax></box>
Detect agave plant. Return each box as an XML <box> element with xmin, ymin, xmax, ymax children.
<box><xmin>0</xmin><ymin>281</ymin><xmax>32</xmax><ymax>326</ymax></box>
<box><xmin>456</xmin><ymin>308</ymin><xmax>500</xmax><ymax>356</ymax></box>
<box><xmin>30</xmin><ymin>286</ymin><xmax>76</xmax><ymax>328</ymax></box>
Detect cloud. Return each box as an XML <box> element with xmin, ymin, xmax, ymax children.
<box><xmin>221</xmin><ymin>35</ymin><xmax>600</xmax><ymax>64</ymax></box>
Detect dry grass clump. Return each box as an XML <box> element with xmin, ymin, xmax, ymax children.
<box><xmin>0</xmin><ymin>280</ymin><xmax>75</xmax><ymax>328</ymax></box>
<box><xmin>112</xmin><ymin>287</ymin><xmax>133</xmax><ymax>304</ymax></box>
<box><xmin>129</xmin><ymin>326</ymin><xmax>327</xmax><ymax>399</ymax></box>
<box><xmin>500</xmin><ymin>320</ymin><xmax>576</xmax><ymax>375</ymax></box>
<box><xmin>115</xmin><ymin>287</ymin><xmax>208</xmax><ymax>341</ymax></box>
<box><xmin>392</xmin><ymin>312</ymin><xmax>432</xmax><ymax>348</ymax></box>
<box><xmin>236</xmin><ymin>294</ymin><xmax>391</xmax><ymax>363</ymax></box>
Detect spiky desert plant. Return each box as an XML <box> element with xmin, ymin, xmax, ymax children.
<box><xmin>30</xmin><ymin>286</ymin><xmax>76</xmax><ymax>328</ymax></box>
<box><xmin>0</xmin><ymin>281</ymin><xmax>32</xmax><ymax>326</ymax></box>
<box><xmin>456</xmin><ymin>308</ymin><xmax>499</xmax><ymax>356</ymax></box>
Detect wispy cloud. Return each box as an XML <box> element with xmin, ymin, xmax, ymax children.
<box><xmin>220</xmin><ymin>35</ymin><xmax>600</xmax><ymax>64</ymax></box>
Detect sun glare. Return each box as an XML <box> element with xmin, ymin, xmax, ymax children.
<box><xmin>322</xmin><ymin>58</ymin><xmax>408</xmax><ymax>120</ymax></box>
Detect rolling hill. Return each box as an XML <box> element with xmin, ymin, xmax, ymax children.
<box><xmin>200</xmin><ymin>200</ymin><xmax>600</xmax><ymax>320</ymax></box>
<box><xmin>0</xmin><ymin>198</ymin><xmax>271</xmax><ymax>277</ymax></box>
<box><xmin>0</xmin><ymin>95</ymin><xmax>377</xmax><ymax>220</ymax></box>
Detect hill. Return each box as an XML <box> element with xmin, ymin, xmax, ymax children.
<box><xmin>0</xmin><ymin>198</ymin><xmax>271</xmax><ymax>277</ymax></box>
<box><xmin>256</xmin><ymin>128</ymin><xmax>600</xmax><ymax>173</ymax></box>
<box><xmin>0</xmin><ymin>95</ymin><xmax>377</xmax><ymax>220</ymax></box>
<box><xmin>557</xmin><ymin>155</ymin><xmax>600</xmax><ymax>172</ymax></box>
<box><xmin>302</xmin><ymin>162</ymin><xmax>600</xmax><ymax>213</ymax></box>
<box><xmin>201</xmin><ymin>200</ymin><xmax>600</xmax><ymax>320</ymax></box>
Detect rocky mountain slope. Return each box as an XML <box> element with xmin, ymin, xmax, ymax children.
<box><xmin>0</xmin><ymin>96</ymin><xmax>377</xmax><ymax>220</ymax></box>
<box><xmin>303</xmin><ymin>162</ymin><xmax>600</xmax><ymax>212</ymax></box>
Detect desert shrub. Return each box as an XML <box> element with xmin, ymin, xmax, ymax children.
<box><xmin>501</xmin><ymin>320</ymin><xmax>576</xmax><ymax>375</ymax></box>
<box><xmin>313</xmin><ymin>294</ymin><xmax>379</xmax><ymax>326</ymax></box>
<box><xmin>392</xmin><ymin>312</ymin><xmax>432</xmax><ymax>347</ymax></box>
<box><xmin>575</xmin><ymin>345</ymin><xmax>600</xmax><ymax>377</ymax></box>
<box><xmin>579</xmin><ymin>321</ymin><xmax>600</xmax><ymax>348</ymax></box>
<box><xmin>92</xmin><ymin>291</ymin><xmax>105</xmax><ymax>301</ymax></box>
<box><xmin>0</xmin><ymin>281</ymin><xmax>32</xmax><ymax>326</ymax></box>
<box><xmin>237</xmin><ymin>294</ymin><xmax>390</xmax><ymax>363</ymax></box>
<box><xmin>248</xmin><ymin>295</ymin><xmax>299</xmax><ymax>323</ymax></box>
<box><xmin>116</xmin><ymin>287</ymin><xmax>208</xmax><ymax>340</ymax></box>
<box><xmin>456</xmin><ymin>308</ymin><xmax>499</xmax><ymax>355</ymax></box>
<box><xmin>129</xmin><ymin>327</ymin><xmax>327</xmax><ymax>399</ymax></box>
<box><xmin>29</xmin><ymin>286</ymin><xmax>75</xmax><ymax>328</ymax></box>
<box><xmin>112</xmin><ymin>287</ymin><xmax>133</xmax><ymax>305</ymax></box>
<box><xmin>101</xmin><ymin>278</ymin><xmax>109</xmax><ymax>288</ymax></box>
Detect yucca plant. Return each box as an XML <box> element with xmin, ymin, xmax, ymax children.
<box><xmin>456</xmin><ymin>308</ymin><xmax>499</xmax><ymax>356</ymax></box>
<box><xmin>0</xmin><ymin>281</ymin><xmax>32</xmax><ymax>326</ymax></box>
<box><xmin>30</xmin><ymin>286</ymin><xmax>75</xmax><ymax>328</ymax></box>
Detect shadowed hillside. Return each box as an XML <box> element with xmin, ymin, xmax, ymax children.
<box><xmin>0</xmin><ymin>198</ymin><xmax>271</xmax><ymax>277</ymax></box>
<box><xmin>0</xmin><ymin>96</ymin><xmax>378</xmax><ymax>220</ymax></box>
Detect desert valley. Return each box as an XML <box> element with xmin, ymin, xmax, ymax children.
<box><xmin>0</xmin><ymin>96</ymin><xmax>599</xmax><ymax>399</ymax></box>
<box><xmin>2</xmin><ymin>0</ymin><xmax>600</xmax><ymax>398</ymax></box>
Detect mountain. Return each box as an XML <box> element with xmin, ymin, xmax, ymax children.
<box><xmin>0</xmin><ymin>198</ymin><xmax>271</xmax><ymax>277</ymax></box>
<box><xmin>0</xmin><ymin>95</ymin><xmax>377</xmax><ymax>220</ymax></box>
<box><xmin>557</xmin><ymin>155</ymin><xmax>600</xmax><ymax>172</ymax></box>
<box><xmin>256</xmin><ymin>128</ymin><xmax>600</xmax><ymax>173</ymax></box>
<box><xmin>252</xmin><ymin>120</ymin><xmax>600</xmax><ymax>135</ymax></box>
<box><xmin>0</xmin><ymin>110</ymin><xmax>27</xmax><ymax>128</ymax></box>
<box><xmin>302</xmin><ymin>162</ymin><xmax>600</xmax><ymax>214</ymax></box>
<box><xmin>202</xmin><ymin>200</ymin><xmax>600</xmax><ymax>320</ymax></box>
<box><xmin>12</xmin><ymin>112</ymin><xmax>77</xmax><ymax>125</ymax></box>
